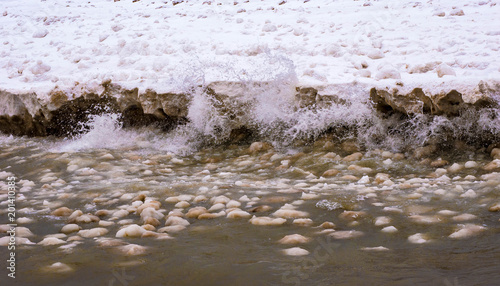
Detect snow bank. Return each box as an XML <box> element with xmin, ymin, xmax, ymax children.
<box><xmin>0</xmin><ymin>0</ymin><xmax>499</xmax><ymax>101</ymax></box>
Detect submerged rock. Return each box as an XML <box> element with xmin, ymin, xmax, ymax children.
<box><xmin>249</xmin><ymin>216</ymin><xmax>286</xmax><ymax>226</ymax></box>
<box><xmin>489</xmin><ymin>202</ymin><xmax>500</xmax><ymax>212</ymax></box>
<box><xmin>408</xmin><ymin>233</ymin><xmax>431</xmax><ymax>244</ymax></box>
<box><xmin>278</xmin><ymin>234</ymin><xmax>311</xmax><ymax>244</ymax></box>
<box><xmin>272</xmin><ymin>208</ymin><xmax>309</xmax><ymax>219</ymax></box>
<box><xmin>118</xmin><ymin>244</ymin><xmax>147</xmax><ymax>256</ymax></box>
<box><xmin>329</xmin><ymin>230</ymin><xmax>364</xmax><ymax>240</ymax></box>
<box><xmin>51</xmin><ymin>207</ymin><xmax>73</xmax><ymax>216</ymax></box>
<box><xmin>226</xmin><ymin>209</ymin><xmax>251</xmax><ymax>219</ymax></box>
<box><xmin>0</xmin><ymin>236</ymin><xmax>35</xmax><ymax>246</ymax></box>
<box><xmin>61</xmin><ymin>224</ymin><xmax>81</xmax><ymax>234</ymax></box>
<box><xmin>449</xmin><ymin>224</ymin><xmax>486</xmax><ymax>239</ymax></box>
<box><xmin>281</xmin><ymin>247</ymin><xmax>310</xmax><ymax>256</ymax></box>
<box><xmin>361</xmin><ymin>246</ymin><xmax>389</xmax><ymax>251</ymax></box>
<box><xmin>42</xmin><ymin>262</ymin><xmax>73</xmax><ymax>274</ymax></box>
<box><xmin>38</xmin><ymin>237</ymin><xmax>66</xmax><ymax>246</ymax></box>
<box><xmin>78</xmin><ymin>228</ymin><xmax>109</xmax><ymax>238</ymax></box>
<box><xmin>116</xmin><ymin>224</ymin><xmax>146</xmax><ymax>238</ymax></box>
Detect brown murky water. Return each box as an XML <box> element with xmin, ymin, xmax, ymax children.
<box><xmin>0</xmin><ymin>134</ymin><xmax>499</xmax><ymax>286</ymax></box>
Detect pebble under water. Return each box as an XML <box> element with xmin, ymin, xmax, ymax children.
<box><xmin>0</xmin><ymin>131</ymin><xmax>499</xmax><ymax>286</ymax></box>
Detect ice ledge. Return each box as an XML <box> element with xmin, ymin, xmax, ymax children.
<box><xmin>0</xmin><ymin>79</ymin><xmax>499</xmax><ymax>136</ymax></box>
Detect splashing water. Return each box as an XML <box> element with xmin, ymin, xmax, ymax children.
<box><xmin>50</xmin><ymin>52</ymin><xmax>500</xmax><ymax>154</ymax></box>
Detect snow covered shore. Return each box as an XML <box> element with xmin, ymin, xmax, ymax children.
<box><xmin>1</xmin><ymin>0</ymin><xmax>499</xmax><ymax>101</ymax></box>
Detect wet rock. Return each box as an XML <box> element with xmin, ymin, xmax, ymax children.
<box><xmin>407</xmin><ymin>193</ymin><xmax>422</xmax><ymax>199</ymax></box>
<box><xmin>143</xmin><ymin>217</ymin><xmax>161</xmax><ymax>227</ymax></box>
<box><xmin>339</xmin><ymin>211</ymin><xmax>367</xmax><ymax>222</ymax></box>
<box><xmin>348</xmin><ymin>164</ymin><xmax>372</xmax><ymax>173</ymax></box>
<box><xmin>67</xmin><ymin>236</ymin><xmax>83</xmax><ymax>242</ymax></box>
<box><xmin>211</xmin><ymin>195</ymin><xmax>230</xmax><ymax>204</ymax></box>
<box><xmin>116</xmin><ymin>224</ymin><xmax>146</xmax><ymax>238</ymax></box>
<box><xmin>282</xmin><ymin>247</ymin><xmax>309</xmax><ymax>256</ymax></box>
<box><xmin>7</xmin><ymin>227</ymin><xmax>33</xmax><ymax>238</ymax></box>
<box><xmin>95</xmin><ymin>238</ymin><xmax>126</xmax><ymax>247</ymax></box>
<box><xmin>75</xmin><ymin>214</ymin><xmax>100</xmax><ymax>224</ymax></box>
<box><xmin>357</xmin><ymin>176</ymin><xmax>370</xmax><ymax>184</ymax></box>
<box><xmin>414</xmin><ymin>145</ymin><xmax>437</xmax><ymax>159</ymax></box>
<box><xmin>322</xmin><ymin>169</ymin><xmax>339</xmax><ymax>177</ymax></box>
<box><xmin>42</xmin><ymin>262</ymin><xmax>73</xmax><ymax>274</ymax></box>
<box><xmin>409</xmin><ymin>215</ymin><xmax>442</xmax><ymax>225</ymax></box>
<box><xmin>374</xmin><ymin>173</ymin><xmax>390</xmax><ymax>184</ymax></box>
<box><xmin>431</xmin><ymin>158</ymin><xmax>449</xmax><ymax>167</ymax></box>
<box><xmin>449</xmin><ymin>224</ymin><xmax>485</xmax><ymax>239</ymax></box>
<box><xmin>452</xmin><ymin>214</ymin><xmax>477</xmax><ymax>222</ymax></box>
<box><xmin>329</xmin><ymin>230</ymin><xmax>364</xmax><ymax>239</ymax></box>
<box><xmin>51</xmin><ymin>207</ymin><xmax>73</xmax><ymax>216</ymax></box>
<box><xmin>118</xmin><ymin>244</ymin><xmax>147</xmax><ymax>256</ymax></box>
<box><xmin>381</xmin><ymin>226</ymin><xmax>398</xmax><ymax>233</ymax></box>
<box><xmin>464</xmin><ymin>161</ymin><xmax>478</xmax><ymax>168</ymax></box>
<box><xmin>248</xmin><ymin>205</ymin><xmax>272</xmax><ymax>213</ymax></box>
<box><xmin>272</xmin><ymin>208</ymin><xmax>309</xmax><ymax>219</ymax></box>
<box><xmin>137</xmin><ymin>201</ymin><xmax>161</xmax><ymax>214</ymax></box>
<box><xmin>301</xmin><ymin>192</ymin><xmax>319</xmax><ymax>200</ymax></box>
<box><xmin>141</xmin><ymin>231</ymin><xmax>159</xmax><ymax>238</ymax></box>
<box><xmin>460</xmin><ymin>189</ymin><xmax>477</xmax><ymax>198</ymax></box>
<box><xmin>248</xmin><ymin>142</ymin><xmax>271</xmax><ymax>153</ymax></box>
<box><xmin>437</xmin><ymin>210</ymin><xmax>459</xmax><ymax>216</ymax></box>
<box><xmin>38</xmin><ymin>237</ymin><xmax>66</xmax><ymax>246</ymax></box>
<box><xmin>226</xmin><ymin>200</ymin><xmax>241</xmax><ymax>208</ymax></box>
<box><xmin>0</xmin><ymin>236</ymin><xmax>34</xmax><ymax>246</ymax></box>
<box><xmin>278</xmin><ymin>234</ymin><xmax>311</xmax><ymax>244</ymax></box>
<box><xmin>483</xmin><ymin>160</ymin><xmax>500</xmax><ymax>171</ymax></box>
<box><xmin>249</xmin><ymin>216</ymin><xmax>286</xmax><ymax>226</ymax></box>
<box><xmin>361</xmin><ymin>246</ymin><xmax>389</xmax><ymax>251</ymax></box>
<box><xmin>193</xmin><ymin>195</ymin><xmax>208</xmax><ymax>203</ymax></box>
<box><xmin>448</xmin><ymin>163</ymin><xmax>463</xmax><ymax>173</ymax></box>
<box><xmin>78</xmin><ymin>228</ymin><xmax>109</xmax><ymax>238</ymax></box>
<box><xmin>167</xmin><ymin>209</ymin><xmax>184</xmax><ymax>218</ymax></box>
<box><xmin>112</xmin><ymin>209</ymin><xmax>130</xmax><ymax>219</ymax></box>
<box><xmin>67</xmin><ymin>210</ymin><xmax>83</xmax><ymax>222</ymax></box>
<box><xmin>319</xmin><ymin>222</ymin><xmax>336</xmax><ymax>229</ymax></box>
<box><xmin>488</xmin><ymin>203</ymin><xmax>500</xmax><ymax>212</ymax></box>
<box><xmin>175</xmin><ymin>201</ymin><xmax>190</xmax><ymax>208</ymax></box>
<box><xmin>142</xmin><ymin>224</ymin><xmax>156</xmax><ymax>231</ymax></box>
<box><xmin>408</xmin><ymin>233</ymin><xmax>431</xmax><ymax>244</ymax></box>
<box><xmin>292</xmin><ymin>218</ymin><xmax>313</xmax><ymax>226</ymax></box>
<box><xmin>165</xmin><ymin>216</ymin><xmax>190</xmax><ymax>226</ymax></box>
<box><xmin>45</xmin><ymin>233</ymin><xmax>67</xmax><ymax>239</ymax></box>
<box><xmin>186</xmin><ymin>207</ymin><xmax>209</xmax><ymax>218</ymax></box>
<box><xmin>158</xmin><ymin>225</ymin><xmax>186</xmax><ymax>233</ymax></box>
<box><xmin>140</xmin><ymin>207</ymin><xmax>164</xmax><ymax>221</ymax></box>
<box><xmin>132</xmin><ymin>194</ymin><xmax>146</xmax><ymax>202</ymax></box>
<box><xmin>406</xmin><ymin>205</ymin><xmax>434</xmax><ymax>214</ymax></box>
<box><xmin>198</xmin><ymin>211</ymin><xmax>226</xmax><ymax>219</ymax></box>
<box><xmin>61</xmin><ymin>224</ymin><xmax>81</xmax><ymax>234</ymax></box>
<box><xmin>374</xmin><ymin>216</ymin><xmax>391</xmax><ymax>226</ymax></box>
<box><xmin>17</xmin><ymin>217</ymin><xmax>34</xmax><ymax>224</ymax></box>
<box><xmin>155</xmin><ymin>233</ymin><xmax>173</xmax><ymax>240</ymax></box>
<box><xmin>226</xmin><ymin>209</ymin><xmax>251</xmax><ymax>219</ymax></box>
<box><xmin>209</xmin><ymin>203</ymin><xmax>225</xmax><ymax>212</ymax></box>
<box><xmin>342</xmin><ymin>152</ymin><xmax>363</xmax><ymax>162</ymax></box>
<box><xmin>99</xmin><ymin>220</ymin><xmax>115</xmax><ymax>227</ymax></box>
<box><xmin>95</xmin><ymin>210</ymin><xmax>111</xmax><ymax>217</ymax></box>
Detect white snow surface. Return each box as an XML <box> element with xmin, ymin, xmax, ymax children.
<box><xmin>1</xmin><ymin>0</ymin><xmax>499</xmax><ymax>101</ymax></box>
